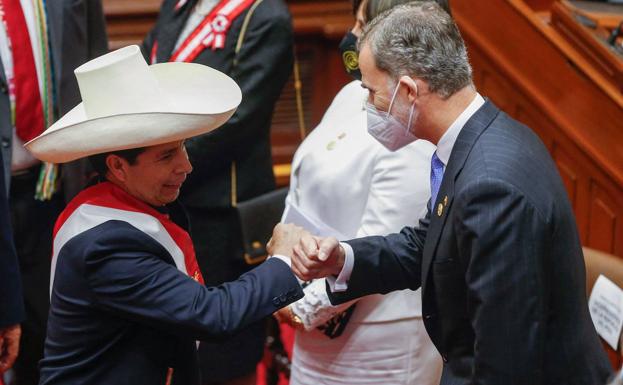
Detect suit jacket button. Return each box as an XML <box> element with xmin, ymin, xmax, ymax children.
<box><xmin>1</xmin><ymin>138</ymin><xmax>9</xmax><ymax>148</ymax></box>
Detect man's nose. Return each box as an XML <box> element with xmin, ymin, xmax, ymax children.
<box><xmin>177</xmin><ymin>153</ymin><xmax>193</xmax><ymax>174</ymax></box>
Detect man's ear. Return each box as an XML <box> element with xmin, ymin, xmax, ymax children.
<box><xmin>399</xmin><ymin>76</ymin><xmax>420</xmax><ymax>105</ymax></box>
<box><xmin>105</xmin><ymin>154</ymin><xmax>128</xmax><ymax>182</ymax></box>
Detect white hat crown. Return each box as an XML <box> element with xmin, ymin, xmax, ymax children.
<box><xmin>75</xmin><ymin>45</ymin><xmax>171</xmax><ymax>119</ymax></box>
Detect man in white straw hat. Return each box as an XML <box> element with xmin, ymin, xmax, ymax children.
<box><xmin>26</xmin><ymin>45</ymin><xmax>304</xmax><ymax>385</ymax></box>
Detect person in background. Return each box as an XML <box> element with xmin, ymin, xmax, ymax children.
<box><xmin>142</xmin><ymin>2</ymin><xmax>293</xmax><ymax>383</ymax></box>
<box><xmin>0</xmin><ymin>1</ymin><xmax>108</xmax><ymax>383</ymax></box>
<box><xmin>0</xmin><ymin>148</ymin><xmax>24</xmax><ymax>383</ymax></box>
<box><xmin>274</xmin><ymin>1</ymin><xmax>448</xmax><ymax>384</ymax></box>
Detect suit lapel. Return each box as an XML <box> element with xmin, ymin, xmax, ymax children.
<box><xmin>420</xmin><ymin>100</ymin><xmax>500</xmax><ymax>295</ymax></box>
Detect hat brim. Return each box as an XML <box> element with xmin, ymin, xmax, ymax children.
<box><xmin>25</xmin><ymin>62</ymin><xmax>242</xmax><ymax>163</ymax></box>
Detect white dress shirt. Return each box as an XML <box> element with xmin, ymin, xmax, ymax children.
<box><xmin>336</xmin><ymin>92</ymin><xmax>486</xmax><ymax>290</ymax></box>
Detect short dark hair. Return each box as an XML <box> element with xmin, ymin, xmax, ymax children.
<box><xmin>88</xmin><ymin>147</ymin><xmax>146</xmax><ymax>176</ymax></box>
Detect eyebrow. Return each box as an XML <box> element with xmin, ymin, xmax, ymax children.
<box><xmin>158</xmin><ymin>148</ymin><xmax>177</xmax><ymax>158</ymax></box>
<box><xmin>157</xmin><ymin>141</ymin><xmax>185</xmax><ymax>158</ymax></box>
<box><xmin>360</xmin><ymin>82</ymin><xmax>374</xmax><ymax>93</ymax></box>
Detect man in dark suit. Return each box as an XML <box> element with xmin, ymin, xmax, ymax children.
<box><xmin>0</xmin><ymin>1</ymin><xmax>107</xmax><ymax>383</ymax></box>
<box><xmin>27</xmin><ymin>45</ymin><xmax>303</xmax><ymax>385</ymax></box>
<box><xmin>272</xmin><ymin>3</ymin><xmax>612</xmax><ymax>384</ymax></box>
<box><xmin>0</xmin><ymin>148</ymin><xmax>24</xmax><ymax>377</ymax></box>
<box><xmin>141</xmin><ymin>1</ymin><xmax>294</xmax><ymax>383</ymax></box>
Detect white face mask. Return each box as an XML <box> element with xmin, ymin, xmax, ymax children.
<box><xmin>366</xmin><ymin>82</ymin><xmax>418</xmax><ymax>152</ymax></box>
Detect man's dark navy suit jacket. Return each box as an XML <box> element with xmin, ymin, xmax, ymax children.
<box><xmin>39</xmin><ymin>214</ymin><xmax>302</xmax><ymax>385</ymax></box>
<box><xmin>329</xmin><ymin>100</ymin><xmax>612</xmax><ymax>385</ymax></box>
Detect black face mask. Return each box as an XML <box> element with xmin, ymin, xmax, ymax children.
<box><xmin>338</xmin><ymin>31</ymin><xmax>362</xmax><ymax>81</ymax></box>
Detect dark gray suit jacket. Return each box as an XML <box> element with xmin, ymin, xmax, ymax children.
<box><xmin>0</xmin><ymin>0</ymin><xmax>107</xmax><ymax>198</ymax></box>
<box><xmin>0</xmin><ymin>148</ymin><xmax>23</xmax><ymax>328</ymax></box>
<box><xmin>329</xmin><ymin>100</ymin><xmax>612</xmax><ymax>385</ymax></box>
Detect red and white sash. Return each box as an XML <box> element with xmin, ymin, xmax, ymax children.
<box><xmin>151</xmin><ymin>0</ymin><xmax>255</xmax><ymax>64</ymax></box>
<box><xmin>50</xmin><ymin>182</ymin><xmax>204</xmax><ymax>294</ymax></box>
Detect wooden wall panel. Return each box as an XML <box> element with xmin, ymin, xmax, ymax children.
<box><xmin>454</xmin><ymin>0</ymin><xmax>623</xmax><ymax>188</ymax></box>
<box><xmin>103</xmin><ymin>0</ymin><xmax>161</xmax><ymax>50</ymax></box>
<box><xmin>552</xmin><ymin>146</ymin><xmax>580</xmax><ymax>210</ymax></box>
<box><xmin>478</xmin><ymin>69</ymin><xmax>514</xmax><ymax>113</ymax></box>
<box><xmin>587</xmin><ymin>181</ymin><xmax>619</xmax><ymax>253</ymax></box>
<box><xmin>454</xmin><ymin>0</ymin><xmax>623</xmax><ymax>260</ymax></box>
<box><xmin>515</xmin><ymin>105</ymin><xmax>555</xmax><ymax>152</ymax></box>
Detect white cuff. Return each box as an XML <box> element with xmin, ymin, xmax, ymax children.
<box><xmin>326</xmin><ymin>242</ymin><xmax>354</xmax><ymax>292</ymax></box>
<box><xmin>269</xmin><ymin>254</ymin><xmax>291</xmax><ymax>267</ymax></box>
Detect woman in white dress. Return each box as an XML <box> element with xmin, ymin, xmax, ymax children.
<box><xmin>276</xmin><ymin>1</ymin><xmax>449</xmax><ymax>384</ymax></box>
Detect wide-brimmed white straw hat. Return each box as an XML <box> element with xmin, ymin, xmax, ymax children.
<box><xmin>26</xmin><ymin>45</ymin><xmax>242</xmax><ymax>163</ymax></box>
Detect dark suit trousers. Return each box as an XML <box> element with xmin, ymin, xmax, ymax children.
<box><xmin>187</xmin><ymin>207</ymin><xmax>266</xmax><ymax>383</ymax></box>
<box><xmin>9</xmin><ymin>168</ymin><xmax>62</xmax><ymax>385</ymax></box>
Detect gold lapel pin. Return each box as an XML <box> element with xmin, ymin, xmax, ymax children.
<box><xmin>443</xmin><ymin>195</ymin><xmax>448</xmax><ymax>206</ymax></box>
<box><xmin>437</xmin><ymin>202</ymin><xmax>444</xmax><ymax>217</ymax></box>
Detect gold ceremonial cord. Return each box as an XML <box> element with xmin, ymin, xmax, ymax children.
<box><xmin>230</xmin><ymin>0</ymin><xmax>264</xmax><ymax>207</ymax></box>
<box><xmin>234</xmin><ymin>0</ymin><xmax>264</xmax><ymax>66</ymax></box>
<box><xmin>230</xmin><ymin>162</ymin><xmax>238</xmax><ymax>207</ymax></box>
<box><xmin>293</xmin><ymin>55</ymin><xmax>306</xmax><ymax>141</ymax></box>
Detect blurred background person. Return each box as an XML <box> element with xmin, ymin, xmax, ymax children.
<box><xmin>142</xmin><ymin>1</ymin><xmax>294</xmax><ymax>384</ymax></box>
<box><xmin>0</xmin><ymin>149</ymin><xmax>23</xmax><ymax>385</ymax></box>
<box><xmin>0</xmin><ymin>1</ymin><xmax>108</xmax><ymax>383</ymax></box>
<box><xmin>274</xmin><ymin>1</ymin><xmax>448</xmax><ymax>384</ymax></box>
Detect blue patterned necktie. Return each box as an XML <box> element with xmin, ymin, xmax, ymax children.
<box><xmin>430</xmin><ymin>152</ymin><xmax>445</xmax><ymax>207</ymax></box>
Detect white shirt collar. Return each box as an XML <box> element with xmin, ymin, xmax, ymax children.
<box><xmin>435</xmin><ymin>93</ymin><xmax>485</xmax><ymax>167</ymax></box>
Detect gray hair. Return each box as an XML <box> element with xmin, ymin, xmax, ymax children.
<box><xmin>359</xmin><ymin>2</ymin><xmax>473</xmax><ymax>99</ymax></box>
